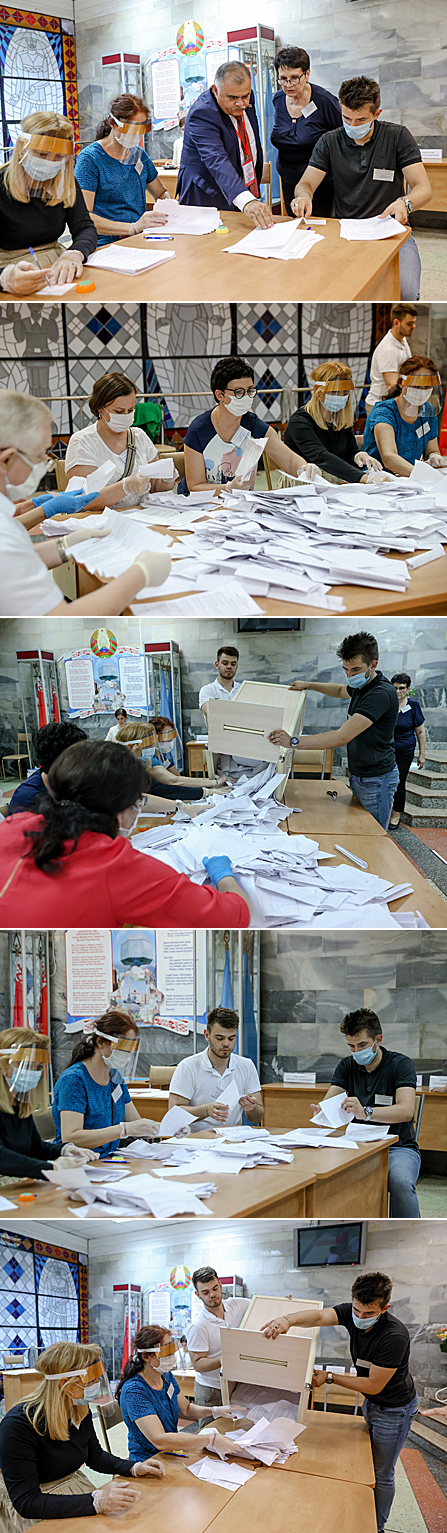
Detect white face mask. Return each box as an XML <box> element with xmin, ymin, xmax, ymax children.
<box><xmin>222</xmin><ymin>393</ymin><xmax>253</xmax><ymax>417</ymax></box>
<box><xmin>23</xmin><ymin>154</ymin><xmax>65</xmax><ymax>181</ymax></box>
<box><xmin>404</xmin><ymin>386</ymin><xmax>433</xmax><ymax>406</ymax></box>
<box><xmin>322</xmin><ymin>392</ymin><xmax>350</xmax><ymax>413</ymax></box>
<box><xmin>101</xmin><ymin>408</ymin><xmax>135</xmax><ymax>433</ymax></box>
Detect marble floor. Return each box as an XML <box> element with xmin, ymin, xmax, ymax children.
<box><xmin>416</xmin><ymin>230</ymin><xmax>447</xmax><ymax>301</ymax></box>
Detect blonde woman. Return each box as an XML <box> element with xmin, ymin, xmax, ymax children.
<box><xmin>284</xmin><ymin>361</ymin><xmax>390</xmax><ymax>483</ymax></box>
<box><xmin>116</xmin><ymin>721</ymin><xmax>211</xmax><ymax>799</ymax></box>
<box><xmin>0</xmin><ymin>111</ymin><xmax>97</xmax><ymax>296</ymax></box>
<box><xmin>0</xmin><ymin>1340</ymin><xmax>165</xmax><ymax>1530</ymax></box>
<box><xmin>0</xmin><ymin>1027</ymin><xmax>95</xmax><ymax>1186</ymax></box>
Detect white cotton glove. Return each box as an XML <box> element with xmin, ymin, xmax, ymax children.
<box><xmin>63</xmin><ymin>525</ymin><xmax>111</xmax><ymax>549</ymax></box>
<box><xmin>427</xmin><ymin>453</ymin><xmax>447</xmax><ymax>468</ymax></box>
<box><xmin>60</xmin><ymin>1144</ymin><xmax>99</xmax><ymax>1164</ymax></box>
<box><xmin>92</xmin><ymin>1482</ymin><xmax>141</xmax><ymax>1516</ymax></box>
<box><xmin>131</xmin><ymin>1459</ymin><xmax>166</xmax><ymax>1478</ymax></box>
<box><xmin>131</xmin><ymin>549</ymin><xmax>171</xmax><ymax>588</ymax></box>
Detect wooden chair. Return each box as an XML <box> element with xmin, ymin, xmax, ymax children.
<box><xmin>150</xmin><ymin>1065</ymin><xmax>175</xmax><ymax>1086</ymax></box>
<box><xmin>34</xmin><ymin>1107</ymin><xmax>56</xmax><ymax>1139</ymax></box>
<box><xmin>291</xmin><ymin>747</ymin><xmax>334</xmax><ymax>780</ymax></box>
<box><xmin>95</xmin><ymin>1401</ymin><xmax>123</xmax><ymax>1451</ymax></box>
<box><xmin>55</xmin><ymin>459</ymin><xmax>68</xmax><ymax>491</ymax></box>
<box><xmin>261</xmin><ymin>161</ymin><xmax>273</xmax><ymax>209</ymax></box>
<box><xmin>154</xmin><ymin>445</ymin><xmax>185</xmax><ymax>481</ymax></box>
<box><xmin>262</xmin><ymin>450</ymin><xmax>273</xmax><ymax>489</ymax></box>
<box><xmin>280</xmin><ymin>176</ymin><xmax>286</xmax><ymax>216</ymax></box>
<box><xmin>1</xmin><ymin>733</ymin><xmax>31</xmax><ymax>782</ymax></box>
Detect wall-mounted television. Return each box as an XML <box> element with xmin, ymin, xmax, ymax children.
<box><xmin>237</xmin><ymin>618</ymin><xmax>302</xmax><ymax>633</ymax></box>
<box><xmin>294</xmin><ymin>1222</ymin><xmax>367</xmax><ymax>1267</ymax></box>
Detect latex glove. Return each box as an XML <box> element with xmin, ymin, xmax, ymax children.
<box><xmin>122</xmin><ymin>469</ymin><xmax>152</xmax><ymax>498</ymax></box>
<box><xmin>363</xmin><ymin>469</ymin><xmax>393</xmax><ymax>483</ymax></box>
<box><xmin>63</xmin><ymin>524</ymin><xmax>111</xmax><ymax>549</ymax></box>
<box><xmin>92</xmin><ymin>1482</ymin><xmax>141</xmax><ymax>1517</ymax></box>
<box><xmin>243</xmin><ymin>199</ymin><xmax>275</xmax><ymax>229</ymax></box>
<box><xmin>0</xmin><ymin>260</ymin><xmax>45</xmax><ymax>296</ymax></box>
<box><xmin>122</xmin><ymin>1119</ymin><xmax>160</xmax><ymax>1139</ymax></box>
<box><xmin>212</xmin><ymin>1405</ymin><xmax>245</xmax><ymax>1419</ymax></box>
<box><xmin>354</xmin><ymin>451</ymin><xmax>382</xmax><ymax>470</ymax></box>
<box><xmin>131</xmin><ymin>549</ymin><xmax>171</xmax><ymax>587</ymax></box>
<box><xmin>427</xmin><ymin>453</ymin><xmax>447</xmax><ymax>468</ymax></box>
<box><xmin>133</xmin><ymin>208</ymin><xmax>169</xmax><ymax>232</ymax></box>
<box><xmin>228</xmin><ymin>469</ymin><xmax>257</xmax><ymax>492</ymax></box>
<box><xmin>60</xmin><ymin>1144</ymin><xmax>99</xmax><ymax>1164</ymax></box>
<box><xmin>45</xmin><ymin>250</ymin><xmax>84</xmax><ymax>285</ymax></box>
<box><xmin>301</xmin><ymin>462</ymin><xmax>319</xmax><ymax>480</ymax></box>
<box><xmin>131</xmin><ymin>1458</ymin><xmax>166</xmax><ymax>1477</ymax></box>
<box><xmin>32</xmin><ymin>490</ymin><xmax>100</xmax><ymax>519</ymax></box>
<box><xmin>56</xmin><ymin>1154</ymin><xmax>88</xmax><ymax>1168</ymax></box>
<box><xmin>203</xmin><ymin>854</ymin><xmax>233</xmax><ymax>886</ymax></box>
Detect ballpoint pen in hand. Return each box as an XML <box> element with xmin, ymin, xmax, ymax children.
<box><xmin>28</xmin><ymin>247</ymin><xmax>53</xmax><ymax>286</ymax></box>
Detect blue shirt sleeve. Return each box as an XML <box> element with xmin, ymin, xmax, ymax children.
<box><xmin>54</xmin><ymin>1066</ymin><xmax>89</xmax><ymax>1117</ymax></box>
<box><xmin>75</xmin><ymin>145</ymin><xmax>100</xmax><ymax>191</ymax></box>
<box><xmin>412</xmin><ymin>700</ymin><xmax>425</xmax><ymax>727</ymax></box>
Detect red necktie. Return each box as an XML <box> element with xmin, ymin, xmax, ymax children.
<box><xmin>236</xmin><ymin>113</ymin><xmax>259</xmax><ymax>198</ymax></box>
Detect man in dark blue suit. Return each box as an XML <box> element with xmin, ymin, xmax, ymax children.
<box><xmin>177</xmin><ymin>61</ymin><xmax>274</xmax><ymax>226</ymax></box>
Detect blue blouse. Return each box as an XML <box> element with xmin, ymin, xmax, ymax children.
<box><xmin>363</xmin><ymin>398</ymin><xmax>438</xmax><ymax>466</ymax></box>
<box><xmin>271</xmin><ymin>82</ymin><xmax>341</xmax><ymax>184</ymax></box>
<box><xmin>75</xmin><ymin>143</ymin><xmax>158</xmax><ymax>244</ymax></box>
<box><xmin>120</xmin><ymin>1372</ymin><xmax>180</xmax><ymax>1460</ymax></box>
<box><xmin>52</xmin><ymin>1061</ymin><xmax>131</xmax><ymax>1156</ymax></box>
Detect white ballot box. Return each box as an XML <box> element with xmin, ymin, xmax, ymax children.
<box><xmin>236</xmin><ymin>683</ymin><xmax>306</xmax><ymax>741</ymax></box>
<box><xmin>207</xmin><ymin>686</ymin><xmax>306</xmax><ymax>766</ymax></box>
<box><xmin>220</xmin><ymin>1294</ymin><xmax>322</xmax><ymax>1422</ymax></box>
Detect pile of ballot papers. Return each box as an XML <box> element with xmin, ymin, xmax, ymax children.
<box><xmin>223</xmin><ymin>222</ymin><xmax>324</xmax><ymax>261</ymax></box>
<box><xmin>205</xmin><ymin>1416</ymin><xmax>303</xmax><ymax>1464</ymax></box>
<box><xmin>131</xmin><ymin>763</ymin><xmax>426</xmax><ymax>929</ymax></box>
<box><xmin>188</xmin><ymin>1459</ymin><xmax>256</xmax><ymax>1491</ymax></box>
<box><xmin>42</xmin><ymin>1165</ymin><xmax>216</xmax><ymax>1218</ymax></box>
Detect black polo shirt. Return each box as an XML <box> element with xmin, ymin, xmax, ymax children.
<box><xmin>309</xmin><ymin>119</ymin><xmax>421</xmax><ymax>218</ymax></box>
<box><xmin>346</xmin><ymin>670</ymin><xmax>398</xmax><ymax>777</ymax></box>
<box><xmin>333</xmin><ymin>1304</ymin><xmax>416</xmax><ymax>1408</ymax></box>
<box><xmin>331</xmin><ymin>1045</ymin><xmax>418</xmax><ymax>1148</ymax></box>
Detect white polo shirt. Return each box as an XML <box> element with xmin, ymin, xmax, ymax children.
<box><xmin>0</xmin><ymin>491</ymin><xmax>59</xmax><ymax>616</ymax></box>
<box><xmin>366</xmin><ymin>330</ymin><xmax>412</xmax><ymax>408</ymax></box>
<box><xmin>199</xmin><ymin>677</ymin><xmax>242</xmax><ymax>711</ymax></box>
<box><xmin>198</xmin><ymin>676</ymin><xmax>262</xmax><ymax>775</ymax></box>
<box><xmin>187</xmin><ymin>1297</ymin><xmax>250</xmax><ymax>1388</ymax></box>
<box><xmin>169</xmin><ymin>1047</ymin><xmax>261</xmax><ymax>1130</ymax></box>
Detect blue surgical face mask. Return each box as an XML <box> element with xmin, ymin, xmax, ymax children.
<box><xmin>322</xmin><ymin>392</ymin><xmax>350</xmax><ymax>413</ymax></box>
<box><xmin>352</xmin><ymin>1043</ymin><xmax>377</xmax><ymax>1067</ymax></box>
<box><xmin>342</xmin><ymin>119</ymin><xmax>373</xmax><ymax>141</ymax></box>
<box><xmin>9</xmin><ymin>1066</ymin><xmax>43</xmax><ymax>1096</ymax></box>
<box><xmin>346</xmin><ymin>668</ymin><xmax>372</xmax><ymax>690</ymax></box>
<box><xmin>352</xmin><ymin>1308</ymin><xmax>381</xmax><ymax>1330</ymax></box>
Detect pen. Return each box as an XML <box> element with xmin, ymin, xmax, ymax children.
<box><xmin>28</xmin><ymin>246</ymin><xmax>52</xmax><ymax>286</ymax></box>
<box><xmin>144</xmin><ymin>234</ymin><xmax>174</xmax><ymax>241</ymax></box>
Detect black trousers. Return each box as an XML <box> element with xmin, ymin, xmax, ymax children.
<box><xmin>280</xmin><ymin>175</ymin><xmax>334</xmax><ymax>218</ymax></box>
<box><xmin>393</xmin><ymin>747</ymin><xmax>415</xmax><ymax>813</ymax></box>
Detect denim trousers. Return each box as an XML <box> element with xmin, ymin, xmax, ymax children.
<box><xmin>399</xmin><ymin>233</ymin><xmax>421</xmax><ymax>301</ymax></box>
<box><xmin>362</xmin><ymin>1394</ymin><xmax>419</xmax><ymax>1530</ymax></box>
<box><xmin>349</xmin><ymin>764</ymin><xmax>400</xmax><ymax>829</ymax></box>
<box><xmin>388</xmin><ymin>1145</ymin><xmax>421</xmax><ymax>1217</ymax></box>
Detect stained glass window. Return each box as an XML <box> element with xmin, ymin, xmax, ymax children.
<box><xmin>0</xmin><ymin>1230</ymin><xmax>88</xmax><ymax>1362</ymax></box>
<box><xmin>0</xmin><ymin>10</ymin><xmax>80</xmax><ymax>167</ymax></box>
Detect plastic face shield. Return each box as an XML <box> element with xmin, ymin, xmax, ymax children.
<box><xmin>18</xmin><ymin>130</ymin><xmax>73</xmax><ymax>196</ymax></box>
<box><xmin>45</xmin><ymin>1359</ymin><xmax>115</xmax><ymax>1416</ymax></box>
<box><xmin>103</xmin><ymin>1033</ymin><xmax>140</xmax><ymax>1081</ymax></box>
<box><xmin>146</xmin><ymin>1339</ymin><xmax>180</xmax><ymax>1373</ymax></box>
<box><xmin>400</xmin><ymin>369</ymin><xmax>441</xmax><ymax>415</ymax></box>
<box><xmin>2</xmin><ymin>1040</ymin><xmax>50</xmax><ymax>1110</ymax></box>
<box><xmin>311</xmin><ymin>374</ymin><xmax>355</xmax><ymax>395</ymax></box>
<box><xmin>111</xmin><ymin>114</ymin><xmax>150</xmax><ymax>163</ymax></box>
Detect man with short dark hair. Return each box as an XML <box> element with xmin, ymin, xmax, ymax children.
<box><xmin>318</xmin><ymin>1006</ymin><xmax>420</xmax><ymax>1217</ymax></box>
<box><xmin>365</xmin><ymin>304</ymin><xmax>419</xmax><ymax>411</ymax></box>
<box><xmin>269</xmin><ymin>630</ymin><xmax>399</xmax><ymax>829</ymax></box>
<box><xmin>168</xmin><ymin>1006</ymin><xmax>263</xmax><ymax>1128</ymax></box>
<box><xmin>177</xmin><ymin>61</ymin><xmax>273</xmax><ymax>227</ymax></box>
<box><xmin>6</xmin><ymin>722</ymin><xmax>87</xmax><ymax>815</ymax></box>
<box><xmin>187</xmin><ymin>1267</ymin><xmax>249</xmax><ymax>1420</ymax></box>
<box><xmin>262</xmin><ymin>1270</ymin><xmax>418</xmax><ymax>1533</ymax></box>
<box><xmin>291</xmin><ymin>75</ymin><xmax>432</xmax><ymax>301</ymax></box>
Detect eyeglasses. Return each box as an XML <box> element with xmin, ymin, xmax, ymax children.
<box><xmin>226</xmin><ymin>387</ymin><xmax>257</xmax><ymax>399</ymax></box>
<box><xmin>278</xmin><ymin>73</ymin><xmax>306</xmax><ymax>86</ymax></box>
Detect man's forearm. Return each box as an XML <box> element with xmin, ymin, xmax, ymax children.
<box><xmin>194</xmin><ymin>1353</ymin><xmax>222</xmax><ymax>1373</ymax></box>
<box><xmin>297</xmin><ymin>726</ymin><xmax>345</xmax><ymax>749</ymax></box>
<box><xmin>303</xmin><ymin>683</ymin><xmax>347</xmax><ymax>698</ymax></box>
<box><xmin>294</xmin><ymin>175</ymin><xmax>315</xmax><ymax>201</ymax></box>
<box><xmin>325</xmin><ymin>1372</ymin><xmax>380</xmax><ymax>1399</ymax></box>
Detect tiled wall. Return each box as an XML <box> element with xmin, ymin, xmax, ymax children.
<box><xmin>259</xmin><ymin>931</ymin><xmax>447</xmax><ymax>1080</ymax></box>
<box><xmin>73</xmin><ymin>0</ymin><xmax>447</xmax><ymax>156</ymax></box>
<box><xmin>87</xmin><ymin>1219</ymin><xmax>447</xmax><ymax>1397</ymax></box>
<box><xmin>1</xmin><ymin>616</ymin><xmax>446</xmax><ymax>760</ymax></box>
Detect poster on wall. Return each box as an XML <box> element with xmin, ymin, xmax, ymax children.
<box><xmin>62</xmin><ymin>633</ymin><xmax>147</xmax><ymax>719</ymax></box>
<box><xmin>110</xmin><ymin>929</ymin><xmax>207</xmax><ymax>1032</ymax></box>
<box><xmin>65</xmin><ymin>930</ymin><xmax>113</xmax><ymax>1027</ymax></box>
<box><xmin>147</xmin><ymin>1284</ymin><xmax>171</xmax><ymax>1327</ymax></box>
<box><xmin>151</xmin><ymin>53</ymin><xmax>181</xmax><ymax>127</ymax></box>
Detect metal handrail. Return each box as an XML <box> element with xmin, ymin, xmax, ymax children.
<box><xmin>29</xmin><ymin>387</ymin><xmax>311</xmax><ymax>439</ymax></box>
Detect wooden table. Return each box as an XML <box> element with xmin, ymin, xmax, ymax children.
<box><xmin>410</xmin><ymin>161</ymin><xmax>447</xmax><ymax>225</ymax></box>
<box><xmin>33</xmin><ymin>1407</ymin><xmax>376</xmax><ymax>1533</ymax></box>
<box><xmin>4</xmin><ymin>1133</ymin><xmax>396</xmax><ymax>1218</ymax></box>
<box><xmin>130</xmin><ymin>1087</ymin><xmax>169</xmax><ymax>1122</ymax></box>
<box><xmin>282</xmin><ymin>777</ymin><xmax>386</xmax><ymax>835</ymax></box>
<box><xmin>313</xmin><ymin>832</ymin><xmax>447</xmax><ymax>925</ymax></box>
<box><xmin>21</xmin><ymin>213</ymin><xmax>409</xmax><ymax>305</ymax></box>
<box><xmin>262</xmin><ymin>1083</ymin><xmax>447</xmax><ymax>1151</ymax></box>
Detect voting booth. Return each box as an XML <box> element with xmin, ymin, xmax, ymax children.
<box><xmin>220</xmin><ymin>1295</ymin><xmax>322</xmax><ymax>1423</ymax></box>
<box><xmin>207</xmin><ymin>684</ymin><xmax>306</xmax><ymax>802</ymax></box>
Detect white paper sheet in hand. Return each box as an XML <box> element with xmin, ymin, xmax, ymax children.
<box><xmin>71</xmin><ymin>508</ymin><xmax>170</xmax><ymax>578</ymax></box>
<box><xmin>139</xmin><ymin>458</ymin><xmax>176</xmax><ymax>480</ymax></box>
<box><xmin>152</xmin><ymin>201</ymin><xmax>220</xmax><ymax>234</ymax></box>
<box><xmin>158</xmin><ymin>1106</ymin><xmax>196</xmax><ymax>1137</ymax></box>
<box><xmin>311</xmin><ymin>1091</ymin><xmax>354</xmax><ymax>1128</ymax></box>
<box><xmin>216</xmin><ymin>1078</ymin><xmax>241</xmax><ymax>1110</ymax></box>
<box><xmin>67</xmin><ymin>460</ymin><xmax>118</xmax><ymax>494</ymax></box>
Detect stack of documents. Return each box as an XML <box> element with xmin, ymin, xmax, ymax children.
<box><xmin>188</xmin><ymin>1459</ymin><xmax>256</xmax><ymax>1491</ymax></box>
<box><xmin>339</xmin><ymin>215</ymin><xmax>407</xmax><ymax>240</ymax></box>
<box><xmin>86</xmin><ymin>246</ymin><xmax>176</xmax><ymax>274</ymax></box>
<box><xmin>42</xmin><ymin>1166</ymin><xmax>215</xmax><ymax>1217</ymax></box>
<box><xmin>151</xmin><ymin>202</ymin><xmax>220</xmax><ymax>233</ymax></box>
<box><xmin>224</xmin><ymin>222</ymin><xmax>324</xmax><ymax>261</ymax></box>
<box><xmin>207</xmin><ymin>1416</ymin><xmax>303</xmax><ymax>1465</ymax></box>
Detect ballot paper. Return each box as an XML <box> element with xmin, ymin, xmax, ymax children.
<box><xmin>85</xmin><ymin>247</ymin><xmax>176</xmax><ymax>274</ymax></box>
<box><xmin>158</xmin><ymin>1106</ymin><xmax>196</xmax><ymax>1137</ymax></box>
<box><xmin>344</xmin><ymin>1123</ymin><xmax>391</xmax><ymax>1142</ymax></box>
<box><xmin>339</xmin><ymin>215</ymin><xmax>407</xmax><ymax>239</ymax></box>
<box><xmin>70</xmin><ymin>507</ymin><xmax>171</xmax><ymax>581</ymax></box>
<box><xmin>0</xmin><ymin>1195</ymin><xmax>18</xmax><ymax>1210</ymax></box>
<box><xmin>311</xmin><ymin>1092</ymin><xmax>354</xmax><ymax>1129</ymax></box>
<box><xmin>216</xmin><ymin>1078</ymin><xmax>241</xmax><ymax>1111</ymax></box>
<box><xmin>151</xmin><ymin>202</ymin><xmax>220</xmax><ymax>234</ymax></box>
<box><xmin>67</xmin><ymin>1171</ymin><xmax>216</xmax><ymax>1217</ymax></box>
<box><xmin>207</xmin><ymin>1416</ymin><xmax>303</xmax><ymax>1465</ymax></box>
<box><xmin>35</xmin><ymin>280</ymin><xmax>77</xmax><ymax>296</ymax></box>
<box><xmin>235</xmin><ymin>435</ymin><xmax>269</xmax><ymax>484</ymax></box>
<box><xmin>188</xmin><ymin>1459</ymin><xmax>256</xmax><ymax>1490</ymax></box>
<box><xmin>67</xmin><ymin>460</ymin><xmax>118</xmax><ymax>494</ymax></box>
<box><xmin>138</xmin><ymin>458</ymin><xmax>176</xmax><ymax>480</ymax></box>
<box><xmin>224</xmin><ymin>224</ymin><xmax>323</xmax><ymax>261</ymax></box>
<box><xmin>131</xmin><ymin>580</ymin><xmax>262</xmax><ymax>615</ymax></box>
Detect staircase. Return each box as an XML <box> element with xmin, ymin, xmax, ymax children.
<box><xmin>403</xmin><ymin>747</ymin><xmax>447</xmax><ymax>827</ymax></box>
<box><xmin>410</xmin><ymin>1411</ymin><xmax>447</xmax><ymax>1463</ymax></box>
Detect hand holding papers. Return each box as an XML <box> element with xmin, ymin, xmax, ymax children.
<box><xmin>206</xmin><ymin>1416</ymin><xmax>303</xmax><ymax>1465</ymax></box>
<box><xmin>311</xmin><ymin>1092</ymin><xmax>354</xmax><ymax>1129</ymax></box>
<box><xmin>158</xmin><ymin>1106</ymin><xmax>196</xmax><ymax>1137</ymax></box>
<box><xmin>224</xmin><ymin>221</ymin><xmax>324</xmax><ymax>261</ymax></box>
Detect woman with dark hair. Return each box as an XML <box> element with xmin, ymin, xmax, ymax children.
<box><xmin>0</xmin><ymin>741</ymin><xmax>250</xmax><ymax>927</ymax></box>
<box><xmin>117</xmin><ymin>1327</ymin><xmax>231</xmax><ymax>1459</ymax></box>
<box><xmin>75</xmin><ymin>93</ymin><xmax>171</xmax><ymax>245</ymax></box>
<box><xmin>390</xmin><ymin>674</ymin><xmax>426</xmax><ymax>828</ymax></box>
<box><xmin>363</xmin><ymin>356</ymin><xmax>443</xmax><ymax>476</ymax></box>
<box><xmin>271</xmin><ymin>47</ymin><xmax>341</xmax><ymax>216</ymax></box>
<box><xmin>179</xmin><ymin>355</ymin><xmax>315</xmax><ymax>495</ymax></box>
<box><xmin>52</xmin><ymin>1010</ymin><xmax>161</xmax><ymax>1155</ymax></box>
<box><xmin>65</xmin><ymin>372</ymin><xmax>176</xmax><ymax>503</ymax></box>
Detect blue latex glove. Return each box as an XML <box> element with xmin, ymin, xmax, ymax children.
<box><xmin>32</xmin><ymin>489</ymin><xmax>99</xmax><ymax>519</ymax></box>
<box><xmin>203</xmin><ymin>855</ymin><xmax>233</xmax><ymax>886</ymax></box>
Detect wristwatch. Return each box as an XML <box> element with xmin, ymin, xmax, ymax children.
<box><xmin>56</xmin><ymin>538</ymin><xmax>69</xmax><ymax>564</ymax></box>
<box><xmin>403</xmin><ymin>196</ymin><xmax>414</xmax><ymax>215</ymax></box>
<box><xmin>290</xmin><ymin>736</ymin><xmax>300</xmax><ymax>747</ymax></box>
<box><xmin>326</xmin><ymin>1372</ymin><xmax>334</xmax><ymax>1385</ymax></box>
<box><xmin>364</xmin><ymin>1105</ymin><xmax>374</xmax><ymax>1119</ymax></box>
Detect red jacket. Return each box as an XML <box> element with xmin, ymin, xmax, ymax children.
<box><xmin>0</xmin><ymin>814</ymin><xmax>250</xmax><ymax>928</ymax></box>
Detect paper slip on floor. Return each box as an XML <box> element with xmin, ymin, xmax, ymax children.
<box><xmin>188</xmin><ymin>1459</ymin><xmax>256</xmax><ymax>1490</ymax></box>
<box><xmin>85</xmin><ymin>247</ymin><xmax>175</xmax><ymax>274</ymax></box>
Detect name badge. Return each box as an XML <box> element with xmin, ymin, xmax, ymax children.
<box><xmin>375</xmin><ymin>1095</ymin><xmax>393</xmax><ymax>1106</ymax></box>
<box><xmin>302</xmin><ymin>101</ymin><xmax>318</xmax><ymax>119</ymax></box>
<box><xmin>112</xmin><ymin>1084</ymin><xmax>122</xmax><ymax>1102</ymax></box>
<box><xmin>167</xmin><ymin>1382</ymin><xmax>175</xmax><ymax>1398</ymax></box>
<box><xmin>373</xmin><ymin>167</ymin><xmax>394</xmax><ymax>181</ymax></box>
<box><xmin>135</xmin><ymin>155</ymin><xmax>143</xmax><ymax>175</ymax></box>
<box><xmin>423</xmin><ymin>421</ymin><xmax>430</xmax><ymax>434</ymax></box>
<box><xmin>243</xmin><ymin>160</ymin><xmax>255</xmax><ymax>186</ymax></box>
<box><xmin>356</xmin><ymin>1358</ymin><xmax>372</xmax><ymax>1370</ymax></box>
